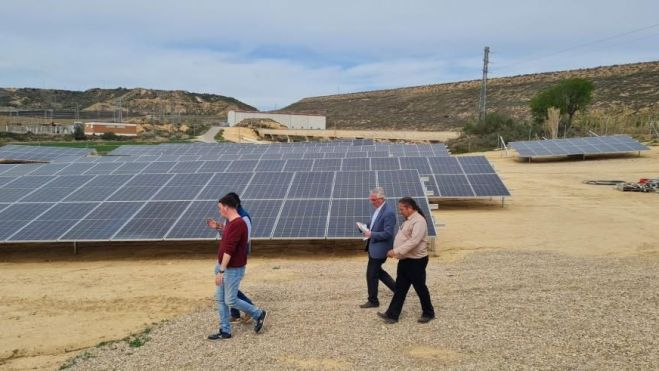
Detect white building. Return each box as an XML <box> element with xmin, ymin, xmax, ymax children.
<box><xmin>227</xmin><ymin>110</ymin><xmax>326</xmax><ymax>130</ymax></box>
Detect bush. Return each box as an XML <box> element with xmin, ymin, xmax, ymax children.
<box><xmin>73</xmin><ymin>124</ymin><xmax>86</xmax><ymax>140</ymax></box>
<box><xmin>100</xmin><ymin>132</ymin><xmax>119</xmax><ymax>140</ymax></box>
<box><xmin>448</xmin><ymin>113</ymin><xmax>541</xmax><ymax>153</ymax></box>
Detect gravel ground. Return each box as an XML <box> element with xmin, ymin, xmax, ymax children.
<box><xmin>65</xmin><ymin>250</ymin><xmax>658</xmax><ymax>370</ymax></box>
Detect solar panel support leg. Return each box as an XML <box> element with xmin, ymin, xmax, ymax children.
<box><xmin>73</xmin><ymin>241</ymin><xmax>78</xmax><ymax>255</ymax></box>
<box><xmin>501</xmin><ymin>197</ymin><xmax>505</xmax><ymax>208</ymax></box>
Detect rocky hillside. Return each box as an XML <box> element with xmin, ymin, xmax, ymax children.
<box><xmin>281</xmin><ymin>61</ymin><xmax>659</xmax><ymax>130</ymax></box>
<box><xmin>0</xmin><ymin>87</ymin><xmax>256</xmax><ymax>118</ymax></box>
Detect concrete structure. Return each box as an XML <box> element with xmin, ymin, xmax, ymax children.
<box><xmin>228</xmin><ymin>110</ymin><xmax>326</xmax><ymax>130</ymax></box>
<box><xmin>84</xmin><ymin>122</ymin><xmax>137</xmax><ymax>137</ymax></box>
<box><xmin>2</xmin><ymin>123</ymin><xmax>74</xmax><ymax>135</ymax></box>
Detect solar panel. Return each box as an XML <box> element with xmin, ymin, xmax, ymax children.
<box><xmin>142</xmin><ymin>161</ymin><xmax>177</xmax><ymax>173</ymax></box>
<box><xmin>165</xmin><ymin>201</ymin><xmax>219</xmax><ymax>239</ymax></box>
<box><xmin>467</xmin><ymin>174</ymin><xmax>511</xmax><ymax>196</ymax></box>
<box><xmin>114</xmin><ymin>201</ymin><xmax>190</xmax><ymax>240</ymax></box>
<box><xmin>196</xmin><ymin>172</ymin><xmax>254</xmax><ymax>200</ymax></box>
<box><xmin>0</xmin><ymin>203</ymin><xmax>54</xmax><ymax>240</ymax></box>
<box><xmin>370</xmin><ymin>157</ymin><xmax>400</xmax><ymax>170</ymax></box>
<box><xmin>510</xmin><ymin>135</ymin><xmax>649</xmax><ymax>158</ymax></box>
<box><xmin>57</xmin><ymin>163</ymin><xmax>97</xmax><ymax>175</ymax></box>
<box><xmin>242</xmin><ymin>172</ymin><xmax>294</xmax><ymax>199</ymax></box>
<box><xmin>107</xmin><ymin>173</ymin><xmax>173</xmax><ymax>201</ymax></box>
<box><xmin>169</xmin><ymin>161</ymin><xmax>203</xmax><ymax>173</ymax></box>
<box><xmin>312</xmin><ymin>159</ymin><xmax>342</xmax><ymax>171</ymax></box>
<box><xmin>152</xmin><ymin>173</ymin><xmax>213</xmax><ymax>201</ymax></box>
<box><xmin>287</xmin><ymin>171</ymin><xmax>335</xmax><ymax>199</ymax></box>
<box><xmin>327</xmin><ymin>199</ymin><xmax>372</xmax><ymax>238</ymax></box>
<box><xmin>399</xmin><ymin>157</ymin><xmax>432</xmax><ymax>175</ymax></box>
<box><xmin>84</xmin><ymin>162</ymin><xmax>124</xmax><ymax>175</ymax></box>
<box><xmin>377</xmin><ymin>170</ymin><xmax>425</xmax><ymax>198</ymax></box>
<box><xmin>0</xmin><ymin>164</ymin><xmax>44</xmax><ymax>176</ymax></box>
<box><xmin>254</xmin><ymin>159</ymin><xmax>286</xmax><ymax>172</ymax></box>
<box><xmin>341</xmin><ymin>158</ymin><xmax>370</xmax><ymax>171</ymax></box>
<box><xmin>0</xmin><ymin>164</ymin><xmax>17</xmax><ymax>175</ymax></box>
<box><xmin>226</xmin><ymin>160</ymin><xmax>258</xmax><ymax>172</ymax></box>
<box><xmin>60</xmin><ymin>202</ymin><xmax>146</xmax><ymax>241</ymax></box>
<box><xmin>434</xmin><ymin>174</ymin><xmax>475</xmax><ymax>197</ymax></box>
<box><xmin>241</xmin><ymin>199</ymin><xmax>285</xmax><ymax>238</ymax></box>
<box><xmin>272</xmin><ymin>199</ymin><xmax>329</xmax><ymax>238</ymax></box>
<box><xmin>197</xmin><ymin>160</ymin><xmax>233</xmax><ymax>173</ymax></box>
<box><xmin>458</xmin><ymin>156</ymin><xmax>496</xmax><ymax>174</ymax></box>
<box><xmin>428</xmin><ymin>157</ymin><xmax>462</xmax><ymax>174</ymax></box>
<box><xmin>284</xmin><ymin>159</ymin><xmax>314</xmax><ymax>172</ymax></box>
<box><xmin>332</xmin><ymin>171</ymin><xmax>376</xmax><ymax>199</ymax></box>
<box><xmin>112</xmin><ymin>162</ymin><xmax>150</xmax><ymax>174</ymax></box>
<box><xmin>8</xmin><ymin>203</ymin><xmax>99</xmax><ymax>241</ymax></box>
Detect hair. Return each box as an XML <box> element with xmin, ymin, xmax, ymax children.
<box><xmin>218</xmin><ymin>193</ymin><xmax>239</xmax><ymax>209</ymax></box>
<box><xmin>226</xmin><ymin>192</ymin><xmax>242</xmax><ymax>207</ymax></box>
<box><xmin>398</xmin><ymin>197</ymin><xmax>426</xmax><ymax>220</ymax></box>
<box><xmin>370</xmin><ymin>187</ymin><xmax>386</xmax><ymax>199</ymax></box>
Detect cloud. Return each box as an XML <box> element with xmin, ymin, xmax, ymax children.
<box><xmin>1</xmin><ymin>0</ymin><xmax>658</xmax><ymax>109</ymax></box>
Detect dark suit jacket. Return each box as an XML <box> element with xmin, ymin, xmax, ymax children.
<box><xmin>365</xmin><ymin>202</ymin><xmax>396</xmax><ymax>259</ymax></box>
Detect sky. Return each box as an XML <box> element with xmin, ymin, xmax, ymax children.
<box><xmin>1</xmin><ymin>0</ymin><xmax>658</xmax><ymax>110</ymax></box>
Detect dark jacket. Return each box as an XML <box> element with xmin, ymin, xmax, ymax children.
<box><xmin>365</xmin><ymin>202</ymin><xmax>396</xmax><ymax>259</ymax></box>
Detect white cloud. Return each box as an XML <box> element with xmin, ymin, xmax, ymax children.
<box><xmin>1</xmin><ymin>0</ymin><xmax>658</xmax><ymax>109</ymax></box>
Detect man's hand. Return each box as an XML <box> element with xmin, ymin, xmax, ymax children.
<box><xmin>207</xmin><ymin>218</ymin><xmax>224</xmax><ymax>231</ymax></box>
<box><xmin>387</xmin><ymin>249</ymin><xmax>396</xmax><ymax>258</ymax></box>
<box><xmin>363</xmin><ymin>230</ymin><xmax>372</xmax><ymax>238</ymax></box>
<box><xmin>215</xmin><ymin>272</ymin><xmax>224</xmax><ymax>286</ymax></box>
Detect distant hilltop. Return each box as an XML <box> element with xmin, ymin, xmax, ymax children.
<box><xmin>280</xmin><ymin>61</ymin><xmax>659</xmax><ymax>130</ymax></box>
<box><xmin>0</xmin><ymin>87</ymin><xmax>256</xmax><ymax>118</ymax></box>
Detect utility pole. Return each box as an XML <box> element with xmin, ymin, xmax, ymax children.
<box><xmin>478</xmin><ymin>46</ymin><xmax>490</xmax><ymax>121</ymax></box>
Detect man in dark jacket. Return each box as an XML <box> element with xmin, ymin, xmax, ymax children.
<box><xmin>360</xmin><ymin>187</ymin><xmax>396</xmax><ymax>308</ymax></box>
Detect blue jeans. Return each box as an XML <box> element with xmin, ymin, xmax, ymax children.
<box><xmin>232</xmin><ymin>291</ymin><xmax>253</xmax><ymax>318</ymax></box>
<box><xmin>215</xmin><ymin>264</ymin><xmax>263</xmax><ymax>334</ymax></box>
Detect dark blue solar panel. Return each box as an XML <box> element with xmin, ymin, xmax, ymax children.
<box><xmin>243</xmin><ymin>172</ymin><xmax>294</xmax><ymax>199</ymax></box>
<box><xmin>114</xmin><ymin>201</ymin><xmax>190</xmax><ymax>240</ymax></box>
<box><xmin>457</xmin><ymin>156</ymin><xmax>495</xmax><ymax>174</ymax></box>
<box><xmin>370</xmin><ymin>157</ymin><xmax>400</xmax><ymax>170</ymax></box>
<box><xmin>272</xmin><ymin>199</ymin><xmax>329</xmax><ymax>238</ymax></box>
<box><xmin>332</xmin><ymin>171</ymin><xmax>376</xmax><ymax>199</ymax></box>
<box><xmin>284</xmin><ymin>159</ymin><xmax>314</xmax><ymax>172</ymax></box>
<box><xmin>166</xmin><ymin>201</ymin><xmax>219</xmax><ymax>239</ymax></box>
<box><xmin>467</xmin><ymin>174</ymin><xmax>511</xmax><ymax>196</ymax></box>
<box><xmin>241</xmin><ymin>199</ymin><xmax>285</xmax><ymax>238</ymax></box>
<box><xmin>377</xmin><ymin>170</ymin><xmax>425</xmax><ymax>198</ymax></box>
<box><xmin>434</xmin><ymin>174</ymin><xmax>475</xmax><ymax>197</ymax></box>
<box><xmin>327</xmin><ymin>199</ymin><xmax>372</xmax><ymax>238</ymax></box>
<box><xmin>8</xmin><ymin>203</ymin><xmax>99</xmax><ymax>241</ymax></box>
<box><xmin>196</xmin><ymin>172</ymin><xmax>254</xmax><ymax>200</ymax></box>
<box><xmin>287</xmin><ymin>172</ymin><xmax>335</xmax><ymax>199</ymax></box>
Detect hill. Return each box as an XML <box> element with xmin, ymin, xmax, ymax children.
<box><xmin>0</xmin><ymin>87</ymin><xmax>257</xmax><ymax>118</ymax></box>
<box><xmin>280</xmin><ymin>61</ymin><xmax>659</xmax><ymax>130</ymax></box>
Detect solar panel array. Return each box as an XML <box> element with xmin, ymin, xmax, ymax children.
<box><xmin>0</xmin><ymin>141</ymin><xmax>510</xmax><ymax>243</ymax></box>
<box><xmin>0</xmin><ymin>144</ymin><xmax>93</xmax><ymax>162</ymax></box>
<box><xmin>509</xmin><ymin>135</ymin><xmax>649</xmax><ymax>158</ymax></box>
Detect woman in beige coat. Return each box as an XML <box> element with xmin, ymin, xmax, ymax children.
<box><xmin>378</xmin><ymin>197</ymin><xmax>435</xmax><ymax>324</ymax></box>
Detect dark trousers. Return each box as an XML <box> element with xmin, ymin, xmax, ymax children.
<box><xmin>385</xmin><ymin>256</ymin><xmax>435</xmax><ymax>320</ymax></box>
<box><xmin>367</xmin><ymin>257</ymin><xmax>396</xmax><ymax>305</ymax></box>
<box><xmin>230</xmin><ymin>290</ymin><xmax>253</xmax><ymax>318</ymax></box>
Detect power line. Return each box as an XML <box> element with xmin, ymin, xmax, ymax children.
<box><xmin>494</xmin><ymin>22</ymin><xmax>659</xmax><ymax>72</ymax></box>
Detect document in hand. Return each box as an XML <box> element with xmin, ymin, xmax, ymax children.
<box><xmin>356</xmin><ymin>222</ymin><xmax>369</xmax><ymax>240</ymax></box>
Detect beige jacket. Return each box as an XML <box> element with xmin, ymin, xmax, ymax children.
<box><xmin>392</xmin><ymin>211</ymin><xmax>428</xmax><ymax>259</ymax></box>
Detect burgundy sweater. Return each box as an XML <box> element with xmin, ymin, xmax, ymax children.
<box><xmin>218</xmin><ymin>217</ymin><xmax>248</xmax><ymax>268</ymax></box>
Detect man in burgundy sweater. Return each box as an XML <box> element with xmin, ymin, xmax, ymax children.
<box><xmin>206</xmin><ymin>194</ymin><xmax>267</xmax><ymax>340</ymax></box>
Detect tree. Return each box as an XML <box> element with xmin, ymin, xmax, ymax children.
<box><xmin>530</xmin><ymin>78</ymin><xmax>594</xmax><ymax>136</ymax></box>
<box><xmin>73</xmin><ymin>123</ymin><xmax>86</xmax><ymax>140</ymax></box>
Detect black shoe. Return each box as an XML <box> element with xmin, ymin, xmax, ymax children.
<box><xmin>359</xmin><ymin>301</ymin><xmax>379</xmax><ymax>308</ymax></box>
<box><xmin>417</xmin><ymin>315</ymin><xmax>435</xmax><ymax>323</ymax></box>
<box><xmin>254</xmin><ymin>310</ymin><xmax>267</xmax><ymax>333</ymax></box>
<box><xmin>207</xmin><ymin>331</ymin><xmax>232</xmax><ymax>340</ymax></box>
<box><xmin>377</xmin><ymin>312</ymin><xmax>398</xmax><ymax>324</ymax></box>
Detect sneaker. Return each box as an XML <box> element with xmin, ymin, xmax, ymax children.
<box><xmin>207</xmin><ymin>331</ymin><xmax>232</xmax><ymax>340</ymax></box>
<box><xmin>254</xmin><ymin>310</ymin><xmax>268</xmax><ymax>333</ymax></box>
<box><xmin>417</xmin><ymin>315</ymin><xmax>435</xmax><ymax>324</ymax></box>
<box><xmin>229</xmin><ymin>316</ymin><xmax>241</xmax><ymax>323</ymax></box>
<box><xmin>241</xmin><ymin>314</ymin><xmax>252</xmax><ymax>324</ymax></box>
<box><xmin>377</xmin><ymin>312</ymin><xmax>398</xmax><ymax>324</ymax></box>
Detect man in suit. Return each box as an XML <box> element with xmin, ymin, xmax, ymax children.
<box><xmin>360</xmin><ymin>187</ymin><xmax>397</xmax><ymax>308</ymax></box>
